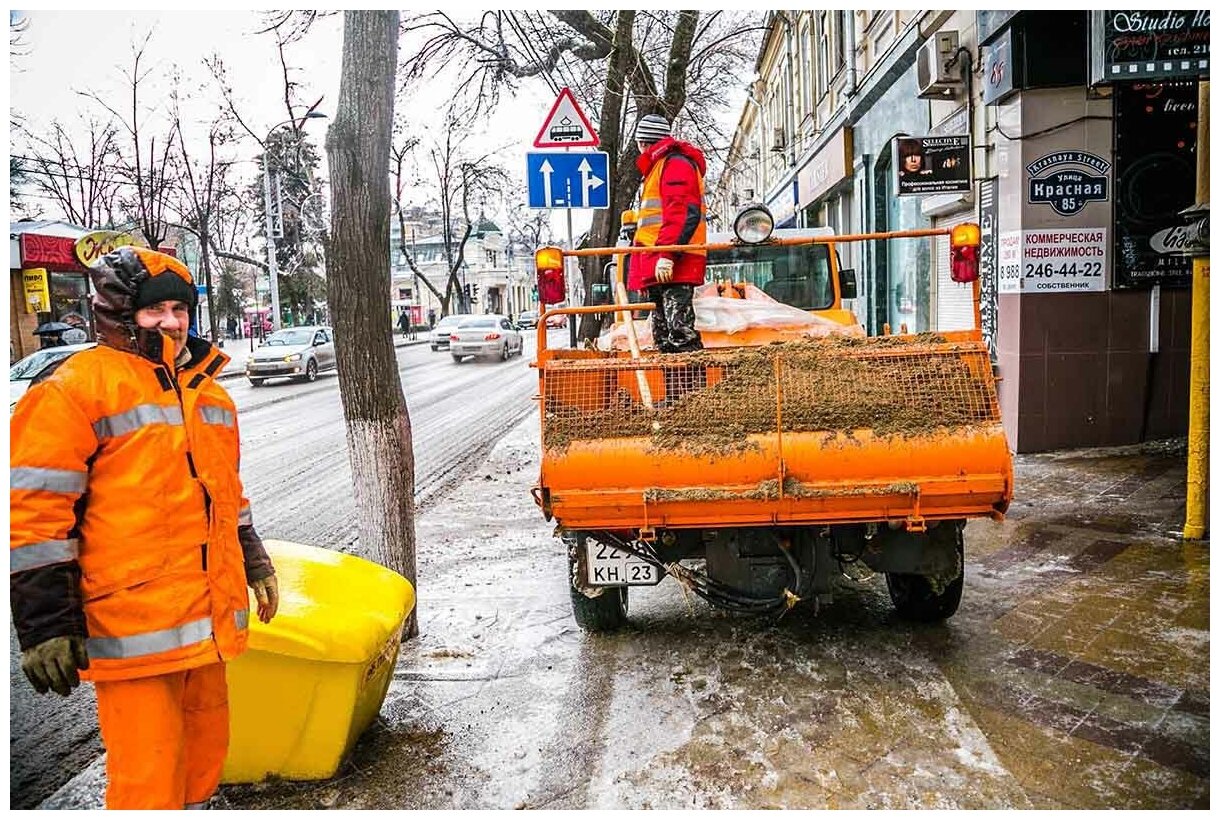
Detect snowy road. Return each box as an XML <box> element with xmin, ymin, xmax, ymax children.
<box><xmin>10</xmin><ymin>333</ymin><xmax>544</xmax><ymax>808</ymax></box>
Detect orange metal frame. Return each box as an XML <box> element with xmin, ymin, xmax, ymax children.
<box><xmin>532</xmin><ymin>228</ymin><xmax>1008</xmax><ymax>533</ymax></box>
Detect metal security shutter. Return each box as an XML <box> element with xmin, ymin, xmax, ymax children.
<box><xmin>935</xmin><ymin>214</ymin><xmax>975</xmax><ymax>332</ymax></box>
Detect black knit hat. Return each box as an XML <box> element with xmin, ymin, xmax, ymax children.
<box><xmin>134</xmin><ymin>271</ymin><xmax>197</xmax><ymax>311</ymax></box>
<box><xmin>130</xmin><ymin>248</ymin><xmax>198</xmax><ymax>311</ymax></box>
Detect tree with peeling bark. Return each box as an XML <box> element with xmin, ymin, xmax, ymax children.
<box><xmin>325</xmin><ymin>9</ymin><xmax>419</xmax><ymax>637</ymax></box>
<box><xmin>401</xmin><ymin>10</ymin><xmax>762</xmax><ymax>339</ymax></box>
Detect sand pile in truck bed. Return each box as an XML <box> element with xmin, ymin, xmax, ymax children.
<box><xmin>542</xmin><ymin>334</ymin><xmax>1000</xmax><ymax>453</ymax></box>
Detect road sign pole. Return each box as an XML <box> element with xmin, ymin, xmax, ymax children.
<box><xmin>566</xmin><ymin>207</ymin><xmax>577</xmax><ymax>349</ymax></box>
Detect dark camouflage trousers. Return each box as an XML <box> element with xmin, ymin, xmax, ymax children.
<box><xmin>647</xmin><ymin>284</ymin><xmax>703</xmax><ymax>354</ymax></box>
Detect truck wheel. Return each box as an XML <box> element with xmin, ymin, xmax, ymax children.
<box><xmin>885</xmin><ymin>526</ymin><xmax>964</xmax><ymax>621</ymax></box>
<box><xmin>566</xmin><ymin>533</ymin><xmax>628</xmax><ymax>631</ymax></box>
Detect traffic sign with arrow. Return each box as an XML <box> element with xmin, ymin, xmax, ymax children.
<box><xmin>526</xmin><ymin>152</ymin><xmax>609</xmax><ymax>210</ymax></box>
<box><xmin>533</xmin><ymin>87</ymin><xmax>599</xmax><ymax>148</ymax></box>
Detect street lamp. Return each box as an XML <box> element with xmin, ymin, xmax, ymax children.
<box><xmin>263</xmin><ymin>111</ymin><xmax>326</xmax><ymax>331</ymax></box>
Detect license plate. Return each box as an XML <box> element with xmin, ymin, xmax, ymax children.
<box><xmin>587</xmin><ymin>542</ymin><xmax>662</xmax><ymax>586</ymax></box>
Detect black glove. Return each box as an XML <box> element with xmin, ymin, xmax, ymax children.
<box><xmin>21</xmin><ymin>635</ymin><xmax>89</xmax><ymax>696</ymax></box>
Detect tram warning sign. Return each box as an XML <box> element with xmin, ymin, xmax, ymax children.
<box><xmin>533</xmin><ymin>87</ymin><xmax>599</xmax><ymax>148</ymax></box>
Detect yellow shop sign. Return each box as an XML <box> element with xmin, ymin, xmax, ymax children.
<box><xmin>23</xmin><ymin>268</ymin><xmax>51</xmax><ymax>314</ymax></box>
<box><xmin>72</xmin><ymin>231</ymin><xmax>146</xmax><ymax>269</ymax></box>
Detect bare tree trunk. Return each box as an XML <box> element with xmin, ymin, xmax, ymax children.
<box><xmin>324</xmin><ymin>10</ymin><xmax>418</xmax><ymax>638</ymax></box>
<box><xmin>198</xmin><ymin>217</ymin><xmax>220</xmax><ymax>343</ymax></box>
<box><xmin>580</xmin><ymin>11</ymin><xmax>636</xmax><ymax>342</ymax></box>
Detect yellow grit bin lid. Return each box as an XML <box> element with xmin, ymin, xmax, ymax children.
<box><xmin>248</xmin><ymin>540</ymin><xmax>416</xmax><ymax>664</ymax></box>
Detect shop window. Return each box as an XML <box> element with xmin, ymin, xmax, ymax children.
<box><xmin>886</xmin><ymin>196</ymin><xmax>931</xmax><ymax>333</ymax></box>
<box><xmin>50</xmin><ymin>271</ymin><xmax>90</xmax><ymax>325</ymax></box>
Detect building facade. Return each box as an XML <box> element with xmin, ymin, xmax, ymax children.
<box><xmin>390</xmin><ymin>214</ymin><xmax>534</xmax><ymax>325</ymax></box>
<box><xmin>714</xmin><ymin>9</ymin><xmax>1205</xmax><ymax>452</ymax></box>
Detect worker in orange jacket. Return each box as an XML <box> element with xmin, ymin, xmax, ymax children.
<box><xmin>10</xmin><ymin>246</ymin><xmax>279</xmax><ymax>809</ymax></box>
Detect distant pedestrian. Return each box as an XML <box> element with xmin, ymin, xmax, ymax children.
<box><xmin>427</xmin><ymin>308</ymin><xmax>436</xmax><ymax>329</ymax></box>
<box><xmin>398</xmin><ymin>309</ymin><xmax>410</xmax><ymax>340</ymax></box>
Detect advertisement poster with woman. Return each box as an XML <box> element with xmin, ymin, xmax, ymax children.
<box><xmin>895</xmin><ymin>135</ymin><xmax>971</xmax><ymax>196</ymax></box>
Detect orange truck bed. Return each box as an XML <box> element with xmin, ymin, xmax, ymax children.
<box><xmin>534</xmin><ymin>326</ymin><xmax>1012</xmax><ymax>533</ymax></box>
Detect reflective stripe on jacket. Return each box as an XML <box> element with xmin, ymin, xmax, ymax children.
<box><xmin>10</xmin><ymin>336</ymin><xmax>253</xmax><ymax>681</ymax></box>
<box><xmin>628</xmin><ymin>135</ymin><xmax>708</xmax><ymax>291</ymax></box>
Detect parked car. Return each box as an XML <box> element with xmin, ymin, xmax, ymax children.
<box><xmin>516</xmin><ymin>309</ymin><xmax>539</xmax><ymax>329</ymax></box>
<box><xmin>449</xmin><ymin>314</ymin><xmax>524</xmax><ymax>363</ymax></box>
<box><xmin>246</xmin><ymin>326</ymin><xmax>336</xmax><ymax>386</ymax></box>
<box><xmin>429</xmin><ymin>314</ymin><xmax>470</xmax><ymax>351</ymax></box>
<box><xmin>10</xmin><ymin>342</ymin><xmax>95</xmax><ymax>413</ymax></box>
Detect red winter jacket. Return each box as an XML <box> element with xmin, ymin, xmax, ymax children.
<box><xmin>628</xmin><ymin>136</ymin><xmax>708</xmax><ymax>291</ymax></box>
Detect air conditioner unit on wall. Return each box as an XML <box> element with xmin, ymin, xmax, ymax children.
<box><xmin>916</xmin><ymin>30</ymin><xmax>963</xmax><ymax>99</ymax></box>
<box><xmin>770</xmin><ymin>127</ymin><xmax>786</xmax><ymax>153</ymax></box>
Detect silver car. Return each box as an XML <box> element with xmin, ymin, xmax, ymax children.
<box><xmin>449</xmin><ymin>314</ymin><xmax>524</xmax><ymax>363</ymax></box>
<box><xmin>246</xmin><ymin>326</ymin><xmax>337</xmax><ymax>386</ymax></box>
<box><xmin>10</xmin><ymin>342</ymin><xmax>95</xmax><ymax>413</ymax></box>
<box><xmin>429</xmin><ymin>314</ymin><xmax>470</xmax><ymax>351</ymax></box>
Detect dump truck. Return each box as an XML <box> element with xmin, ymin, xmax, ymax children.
<box><xmin>531</xmin><ymin>205</ymin><xmax>1011</xmax><ymax>631</ymax></box>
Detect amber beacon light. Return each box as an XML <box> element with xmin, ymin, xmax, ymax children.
<box><xmin>949</xmin><ymin>222</ymin><xmax>981</xmax><ymax>283</ymax></box>
<box><xmin>534</xmin><ymin>246</ymin><xmax>567</xmax><ymax>305</ymax></box>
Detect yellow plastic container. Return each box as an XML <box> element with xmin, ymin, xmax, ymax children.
<box><xmin>221</xmin><ymin>539</ymin><xmax>416</xmax><ymax>784</ymax></box>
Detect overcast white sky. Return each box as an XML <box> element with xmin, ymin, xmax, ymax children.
<box><xmin>8</xmin><ymin>9</ymin><xmax>583</xmax><ymax>232</ymax></box>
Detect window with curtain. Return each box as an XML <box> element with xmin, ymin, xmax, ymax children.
<box><xmin>816</xmin><ymin>12</ymin><xmax>829</xmax><ymax>98</ymax></box>
<box><xmin>835</xmin><ymin>10</ymin><xmax>848</xmax><ymax>71</ymax></box>
<box><xmin>799</xmin><ymin>18</ymin><xmax>812</xmax><ymax>117</ymax></box>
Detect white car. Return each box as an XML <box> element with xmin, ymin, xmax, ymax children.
<box><xmin>10</xmin><ymin>342</ymin><xmax>96</xmax><ymax>412</ymax></box>
<box><xmin>429</xmin><ymin>314</ymin><xmax>471</xmax><ymax>351</ymax></box>
<box><xmin>246</xmin><ymin>326</ymin><xmax>337</xmax><ymax>386</ymax></box>
<box><xmin>449</xmin><ymin>314</ymin><xmax>524</xmax><ymax>363</ymax></box>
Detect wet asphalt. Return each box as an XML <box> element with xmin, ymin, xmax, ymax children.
<box><xmin>24</xmin><ymin>357</ymin><xmax>1208</xmax><ymax>809</ymax></box>
<box><xmin>210</xmin><ymin>429</ymin><xmax>1207</xmax><ymax>810</ymax></box>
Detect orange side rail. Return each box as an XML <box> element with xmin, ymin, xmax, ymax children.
<box><xmin>553</xmin><ymin>227</ymin><xmax>956</xmax><ymax>259</ymax></box>
<box><xmin>537</xmin><ymin>303</ymin><xmax>655</xmax><ymax>353</ymax></box>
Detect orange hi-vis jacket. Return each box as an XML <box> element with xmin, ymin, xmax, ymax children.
<box><xmin>10</xmin><ymin>334</ymin><xmax>256</xmax><ymax>680</ymax></box>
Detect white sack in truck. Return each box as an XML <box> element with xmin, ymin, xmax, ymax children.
<box><xmin>597</xmin><ymin>282</ymin><xmax>865</xmax><ymax>352</ymax></box>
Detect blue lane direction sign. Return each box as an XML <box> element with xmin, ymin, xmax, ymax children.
<box><xmin>526</xmin><ymin>151</ymin><xmax>610</xmax><ymax>210</ymax></box>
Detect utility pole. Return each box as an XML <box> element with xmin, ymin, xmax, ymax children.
<box><xmin>1183</xmin><ymin>80</ymin><xmax>1210</xmax><ymax>540</ymax></box>
<box><xmin>260</xmin><ymin>112</ymin><xmax>327</xmax><ymax>332</ymax></box>
<box><xmin>261</xmin><ymin>157</ymin><xmax>282</xmax><ymax>332</ymax></box>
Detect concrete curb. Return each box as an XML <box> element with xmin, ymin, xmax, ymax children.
<box><xmin>215</xmin><ymin>337</ymin><xmax>431</xmax><ymax>382</ymax></box>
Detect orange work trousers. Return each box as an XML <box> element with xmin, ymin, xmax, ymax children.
<box><xmin>94</xmin><ymin>662</ymin><xmax>229</xmax><ymax>809</ymax></box>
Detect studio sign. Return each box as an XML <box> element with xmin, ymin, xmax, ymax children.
<box><xmin>1150</xmin><ymin>217</ymin><xmax>1209</xmax><ymax>256</ymax></box>
<box><xmin>1026</xmin><ymin>151</ymin><xmax>1110</xmax><ymax>217</ymax></box>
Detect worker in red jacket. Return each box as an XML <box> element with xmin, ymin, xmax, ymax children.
<box><xmin>627</xmin><ymin>113</ymin><xmax>708</xmax><ymax>355</ymax></box>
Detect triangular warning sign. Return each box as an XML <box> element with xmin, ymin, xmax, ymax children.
<box><xmin>533</xmin><ymin>87</ymin><xmax>599</xmax><ymax>148</ymax></box>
